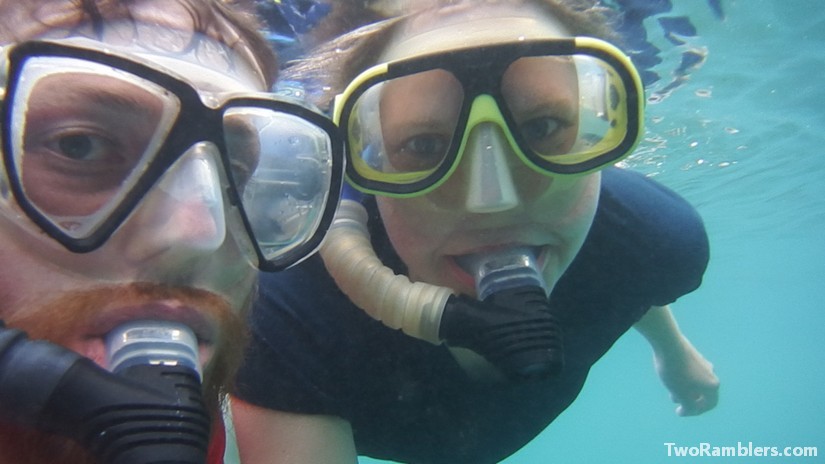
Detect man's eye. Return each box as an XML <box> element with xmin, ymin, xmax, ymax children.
<box><xmin>45</xmin><ymin>131</ymin><xmax>116</xmax><ymax>162</ymax></box>
<box><xmin>56</xmin><ymin>134</ymin><xmax>102</xmax><ymax>160</ymax></box>
<box><xmin>229</xmin><ymin>159</ymin><xmax>253</xmax><ymax>191</ymax></box>
<box><xmin>223</xmin><ymin>115</ymin><xmax>262</xmax><ymax>189</ymax></box>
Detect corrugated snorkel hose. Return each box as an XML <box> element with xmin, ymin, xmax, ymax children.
<box><xmin>319</xmin><ymin>199</ymin><xmax>453</xmax><ymax>344</ymax></box>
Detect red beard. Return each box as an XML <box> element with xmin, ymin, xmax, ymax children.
<box><xmin>1</xmin><ymin>282</ymin><xmax>248</xmax><ymax>464</ymax></box>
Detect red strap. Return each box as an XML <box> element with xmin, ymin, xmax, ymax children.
<box><xmin>207</xmin><ymin>415</ymin><xmax>227</xmax><ymax>464</ymax></box>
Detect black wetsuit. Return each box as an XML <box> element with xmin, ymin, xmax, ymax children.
<box><xmin>234</xmin><ymin>167</ymin><xmax>709</xmax><ymax>464</ymax></box>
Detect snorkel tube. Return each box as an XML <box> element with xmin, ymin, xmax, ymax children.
<box><xmin>0</xmin><ymin>320</ymin><xmax>210</xmax><ymax>463</ymax></box>
<box><xmin>319</xmin><ymin>199</ymin><xmax>450</xmax><ymax>345</ymax></box>
<box><xmin>320</xmin><ymin>199</ymin><xmax>563</xmax><ymax>380</ymax></box>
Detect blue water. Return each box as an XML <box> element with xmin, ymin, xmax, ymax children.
<box><xmin>362</xmin><ymin>0</ymin><xmax>825</xmax><ymax>462</ymax></box>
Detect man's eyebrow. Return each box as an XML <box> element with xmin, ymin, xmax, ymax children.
<box><xmin>24</xmin><ymin>82</ymin><xmax>169</xmax><ymax>122</ymax></box>
<box><xmin>84</xmin><ymin>88</ymin><xmax>163</xmax><ymax>113</ymax></box>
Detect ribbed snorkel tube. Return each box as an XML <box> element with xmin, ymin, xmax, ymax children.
<box><xmin>320</xmin><ymin>198</ymin><xmax>564</xmax><ymax>380</ymax></box>
<box><xmin>319</xmin><ymin>199</ymin><xmax>452</xmax><ymax>344</ymax></box>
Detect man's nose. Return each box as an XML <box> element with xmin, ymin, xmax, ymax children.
<box><xmin>461</xmin><ymin>122</ymin><xmax>520</xmax><ymax>213</ymax></box>
<box><xmin>125</xmin><ymin>144</ymin><xmax>228</xmax><ymax>260</ymax></box>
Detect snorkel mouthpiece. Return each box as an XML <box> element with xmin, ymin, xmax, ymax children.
<box><xmin>461</xmin><ymin>246</ymin><xmax>549</xmax><ymax>300</ymax></box>
<box><xmin>98</xmin><ymin>320</ymin><xmax>210</xmax><ymax>463</ymax></box>
<box><xmin>106</xmin><ymin>320</ymin><xmax>202</xmax><ymax>379</ymax></box>
<box><xmin>440</xmin><ymin>247</ymin><xmax>564</xmax><ymax>379</ymax></box>
<box><xmin>0</xmin><ymin>320</ymin><xmax>210</xmax><ymax>463</ymax></box>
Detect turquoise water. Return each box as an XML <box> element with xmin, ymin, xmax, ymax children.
<box><xmin>363</xmin><ymin>0</ymin><xmax>825</xmax><ymax>462</ymax></box>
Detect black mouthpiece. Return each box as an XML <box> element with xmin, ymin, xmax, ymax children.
<box><xmin>0</xmin><ymin>321</ymin><xmax>211</xmax><ymax>463</ymax></box>
<box><xmin>442</xmin><ymin>247</ymin><xmax>564</xmax><ymax>380</ymax></box>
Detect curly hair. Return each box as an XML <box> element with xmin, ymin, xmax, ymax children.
<box><xmin>285</xmin><ymin>0</ymin><xmax>621</xmax><ymax>110</ymax></box>
<box><xmin>0</xmin><ymin>0</ymin><xmax>278</xmax><ymax>87</ymax></box>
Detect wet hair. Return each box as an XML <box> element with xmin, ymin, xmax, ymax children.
<box><xmin>285</xmin><ymin>0</ymin><xmax>620</xmax><ymax>110</ymax></box>
<box><xmin>0</xmin><ymin>0</ymin><xmax>278</xmax><ymax>87</ymax></box>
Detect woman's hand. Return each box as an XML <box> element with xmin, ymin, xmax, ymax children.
<box><xmin>635</xmin><ymin>305</ymin><xmax>720</xmax><ymax>416</ymax></box>
<box><xmin>653</xmin><ymin>335</ymin><xmax>720</xmax><ymax>416</ymax></box>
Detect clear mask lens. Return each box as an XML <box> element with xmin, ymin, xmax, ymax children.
<box><xmin>7</xmin><ymin>55</ymin><xmax>180</xmax><ymax>240</ymax></box>
<box><xmin>505</xmin><ymin>54</ymin><xmax>631</xmax><ymax>166</ymax></box>
<box><xmin>347</xmin><ymin>69</ymin><xmax>462</xmax><ymax>189</ymax></box>
<box><xmin>3</xmin><ymin>43</ymin><xmax>343</xmax><ymax>270</ymax></box>
<box><xmin>224</xmin><ymin>107</ymin><xmax>336</xmax><ymax>265</ymax></box>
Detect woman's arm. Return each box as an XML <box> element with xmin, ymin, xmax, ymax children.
<box><xmin>634</xmin><ymin>305</ymin><xmax>720</xmax><ymax>416</ymax></box>
<box><xmin>231</xmin><ymin>396</ymin><xmax>358</xmax><ymax>464</ymax></box>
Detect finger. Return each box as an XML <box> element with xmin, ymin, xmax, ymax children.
<box><xmin>702</xmin><ymin>387</ymin><xmax>720</xmax><ymax>411</ymax></box>
<box><xmin>675</xmin><ymin>390</ymin><xmax>719</xmax><ymax>416</ymax></box>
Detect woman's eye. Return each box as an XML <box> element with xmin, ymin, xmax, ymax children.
<box><xmin>392</xmin><ymin>134</ymin><xmax>448</xmax><ymax>171</ymax></box>
<box><xmin>520</xmin><ymin>117</ymin><xmax>561</xmax><ymax>143</ymax></box>
<box><xmin>404</xmin><ymin>135</ymin><xmax>447</xmax><ymax>157</ymax></box>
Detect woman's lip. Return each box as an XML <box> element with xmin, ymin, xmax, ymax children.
<box><xmin>446</xmin><ymin>257</ymin><xmax>477</xmax><ymax>294</ymax></box>
<box><xmin>447</xmin><ymin>244</ymin><xmax>548</xmax><ymax>294</ymax></box>
<box><xmin>450</xmin><ymin>244</ymin><xmax>547</xmax><ymax>265</ymax></box>
<box><xmin>450</xmin><ymin>241</ymin><xmax>546</xmax><ymax>256</ymax></box>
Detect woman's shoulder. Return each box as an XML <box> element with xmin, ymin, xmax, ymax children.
<box><xmin>577</xmin><ymin>167</ymin><xmax>710</xmax><ymax>303</ymax></box>
<box><xmin>598</xmin><ymin>167</ymin><xmax>707</xmax><ymax>250</ymax></box>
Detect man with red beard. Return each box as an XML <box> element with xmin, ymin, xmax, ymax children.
<box><xmin>0</xmin><ymin>1</ymin><xmax>343</xmax><ymax>462</ymax></box>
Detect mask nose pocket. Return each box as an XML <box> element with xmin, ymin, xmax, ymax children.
<box><xmin>464</xmin><ymin>123</ymin><xmax>519</xmax><ymax>213</ymax></box>
<box><xmin>141</xmin><ymin>144</ymin><xmax>227</xmax><ymax>253</ymax></box>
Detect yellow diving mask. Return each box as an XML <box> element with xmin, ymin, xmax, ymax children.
<box><xmin>333</xmin><ymin>37</ymin><xmax>644</xmax><ymax>197</ymax></box>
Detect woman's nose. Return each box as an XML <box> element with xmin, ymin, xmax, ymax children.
<box><xmin>461</xmin><ymin>122</ymin><xmax>520</xmax><ymax>213</ymax></box>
